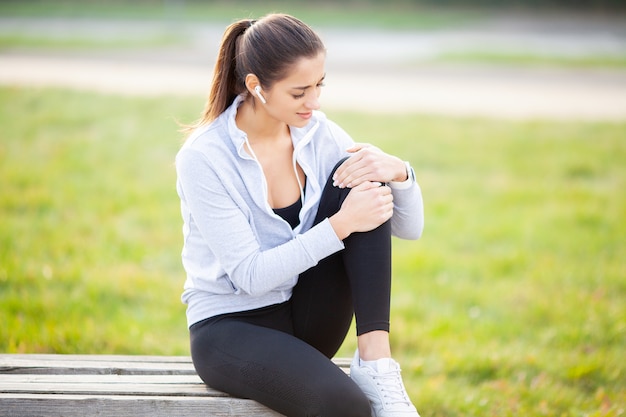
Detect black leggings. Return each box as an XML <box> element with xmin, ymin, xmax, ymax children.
<box><xmin>190</xmin><ymin>160</ymin><xmax>392</xmax><ymax>417</ymax></box>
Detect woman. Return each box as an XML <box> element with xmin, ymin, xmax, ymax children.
<box><xmin>176</xmin><ymin>13</ymin><xmax>424</xmax><ymax>417</ymax></box>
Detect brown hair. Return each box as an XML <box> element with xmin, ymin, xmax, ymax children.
<box><xmin>193</xmin><ymin>14</ymin><xmax>325</xmax><ymax>127</ymax></box>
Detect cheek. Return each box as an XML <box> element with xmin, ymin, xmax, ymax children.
<box><xmin>271</xmin><ymin>97</ymin><xmax>298</xmax><ymax>115</ymax></box>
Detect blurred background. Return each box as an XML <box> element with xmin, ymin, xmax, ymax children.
<box><xmin>1</xmin><ymin>1</ymin><xmax>625</xmax><ymax>416</ymax></box>
<box><xmin>1</xmin><ymin>0</ymin><xmax>625</xmax><ymax>118</ymax></box>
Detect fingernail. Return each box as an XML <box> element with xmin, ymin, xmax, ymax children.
<box><xmin>333</xmin><ymin>180</ymin><xmax>338</xmax><ymax>187</ymax></box>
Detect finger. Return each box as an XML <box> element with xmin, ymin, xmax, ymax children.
<box><xmin>334</xmin><ymin>153</ymin><xmax>361</xmax><ymax>176</ymax></box>
<box><xmin>385</xmin><ymin>207</ymin><xmax>394</xmax><ymax>221</ymax></box>
<box><xmin>360</xmin><ymin>181</ymin><xmax>386</xmax><ymax>192</ymax></box>
<box><xmin>346</xmin><ymin>143</ymin><xmax>370</xmax><ymax>153</ymax></box>
<box><xmin>333</xmin><ymin>155</ymin><xmax>362</xmax><ymax>187</ymax></box>
<box><xmin>344</xmin><ymin>166</ymin><xmax>376</xmax><ymax>188</ymax></box>
<box><xmin>332</xmin><ymin>159</ymin><xmax>351</xmax><ymax>186</ymax></box>
<box><xmin>351</xmin><ymin>180</ymin><xmax>372</xmax><ymax>191</ymax></box>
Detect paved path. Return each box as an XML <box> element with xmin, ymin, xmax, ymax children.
<box><xmin>1</xmin><ymin>15</ymin><xmax>625</xmax><ymax>120</ymax></box>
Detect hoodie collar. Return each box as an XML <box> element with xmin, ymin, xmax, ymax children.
<box><xmin>223</xmin><ymin>95</ymin><xmax>322</xmax><ymax>159</ymax></box>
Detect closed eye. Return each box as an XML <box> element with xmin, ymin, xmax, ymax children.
<box><xmin>292</xmin><ymin>76</ymin><xmax>326</xmax><ymax>99</ymax></box>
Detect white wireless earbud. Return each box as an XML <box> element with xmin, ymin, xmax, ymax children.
<box><xmin>254</xmin><ymin>85</ymin><xmax>267</xmax><ymax>104</ymax></box>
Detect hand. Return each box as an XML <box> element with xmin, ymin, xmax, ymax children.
<box><xmin>332</xmin><ymin>143</ymin><xmax>407</xmax><ymax>189</ymax></box>
<box><xmin>329</xmin><ymin>181</ymin><xmax>394</xmax><ymax>239</ymax></box>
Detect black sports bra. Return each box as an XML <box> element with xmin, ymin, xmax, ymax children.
<box><xmin>273</xmin><ymin>198</ymin><xmax>302</xmax><ymax>229</ymax></box>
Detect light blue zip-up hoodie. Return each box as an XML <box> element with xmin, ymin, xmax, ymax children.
<box><xmin>176</xmin><ymin>96</ymin><xmax>424</xmax><ymax>327</ymax></box>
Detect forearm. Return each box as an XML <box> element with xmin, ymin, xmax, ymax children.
<box><xmin>226</xmin><ymin>219</ymin><xmax>345</xmax><ymax>295</ymax></box>
<box><xmin>329</xmin><ymin>210</ymin><xmax>352</xmax><ymax>240</ymax></box>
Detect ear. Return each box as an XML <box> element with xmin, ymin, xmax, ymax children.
<box><xmin>244</xmin><ymin>74</ymin><xmax>261</xmax><ymax>95</ymax></box>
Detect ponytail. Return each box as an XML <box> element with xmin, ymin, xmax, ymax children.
<box><xmin>201</xmin><ymin>19</ymin><xmax>254</xmax><ymax>125</ymax></box>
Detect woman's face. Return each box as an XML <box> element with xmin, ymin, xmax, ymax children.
<box><xmin>263</xmin><ymin>51</ymin><xmax>326</xmax><ymax>128</ymax></box>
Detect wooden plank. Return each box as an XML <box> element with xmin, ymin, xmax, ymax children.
<box><xmin>0</xmin><ymin>382</ymin><xmax>223</xmax><ymax>397</ymax></box>
<box><xmin>0</xmin><ymin>393</ymin><xmax>285</xmax><ymax>417</ymax></box>
<box><xmin>0</xmin><ymin>354</ymin><xmax>350</xmax><ymax>367</ymax></box>
<box><xmin>0</xmin><ymin>355</ymin><xmax>350</xmax><ymax>416</ymax></box>
<box><xmin>0</xmin><ymin>354</ymin><xmax>350</xmax><ymax>375</ymax></box>
<box><xmin>0</xmin><ymin>374</ymin><xmax>221</xmax><ymax>397</ymax></box>
<box><xmin>0</xmin><ymin>374</ymin><xmax>204</xmax><ymax>384</ymax></box>
<box><xmin>0</xmin><ymin>355</ymin><xmax>196</xmax><ymax>375</ymax></box>
<box><xmin>332</xmin><ymin>357</ymin><xmax>351</xmax><ymax>368</ymax></box>
<box><xmin>0</xmin><ymin>354</ymin><xmax>192</xmax><ymax>363</ymax></box>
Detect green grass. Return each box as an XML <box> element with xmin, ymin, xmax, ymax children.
<box><xmin>0</xmin><ymin>87</ymin><xmax>198</xmax><ymax>354</ymax></box>
<box><xmin>1</xmin><ymin>86</ymin><xmax>624</xmax><ymax>416</ymax></box>
<box><xmin>0</xmin><ymin>34</ymin><xmax>184</xmax><ymax>50</ymax></box>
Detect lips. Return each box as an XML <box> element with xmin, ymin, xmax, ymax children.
<box><xmin>297</xmin><ymin>112</ymin><xmax>312</xmax><ymax>120</ymax></box>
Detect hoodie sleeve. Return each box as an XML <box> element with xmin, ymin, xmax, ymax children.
<box><xmin>389</xmin><ymin>179</ymin><xmax>424</xmax><ymax>240</ymax></box>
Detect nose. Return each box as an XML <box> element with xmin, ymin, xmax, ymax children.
<box><xmin>306</xmin><ymin>92</ymin><xmax>320</xmax><ymax>110</ymax></box>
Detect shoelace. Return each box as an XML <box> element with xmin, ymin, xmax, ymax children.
<box><xmin>372</xmin><ymin>367</ymin><xmax>413</xmax><ymax>408</ymax></box>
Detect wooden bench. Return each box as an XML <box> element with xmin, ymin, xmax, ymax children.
<box><xmin>0</xmin><ymin>354</ymin><xmax>351</xmax><ymax>416</ymax></box>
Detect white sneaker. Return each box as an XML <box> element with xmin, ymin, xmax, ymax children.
<box><xmin>350</xmin><ymin>350</ymin><xmax>421</xmax><ymax>417</ymax></box>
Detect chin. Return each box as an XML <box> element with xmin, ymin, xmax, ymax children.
<box><xmin>291</xmin><ymin>119</ymin><xmax>312</xmax><ymax>128</ymax></box>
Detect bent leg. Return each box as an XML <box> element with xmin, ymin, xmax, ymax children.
<box><xmin>292</xmin><ymin>250</ymin><xmax>354</xmax><ymax>357</ymax></box>
<box><xmin>292</xmin><ymin>159</ymin><xmax>392</xmax><ymax>356</ymax></box>
<box><xmin>343</xmin><ymin>220</ymin><xmax>392</xmax><ymax>335</ymax></box>
<box><xmin>190</xmin><ymin>308</ymin><xmax>371</xmax><ymax>417</ymax></box>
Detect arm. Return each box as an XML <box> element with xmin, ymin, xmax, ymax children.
<box><xmin>176</xmin><ymin>148</ymin><xmax>344</xmax><ymax>296</ymax></box>
<box><xmin>331</xmin><ymin>143</ymin><xmax>424</xmax><ymax>240</ymax></box>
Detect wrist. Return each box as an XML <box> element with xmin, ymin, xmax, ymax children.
<box><xmin>392</xmin><ymin>159</ymin><xmax>409</xmax><ymax>182</ymax></box>
<box><xmin>390</xmin><ymin>161</ymin><xmax>415</xmax><ymax>187</ymax></box>
<box><xmin>392</xmin><ymin>161</ymin><xmax>415</xmax><ymax>182</ymax></box>
<box><xmin>329</xmin><ymin>212</ymin><xmax>351</xmax><ymax>240</ymax></box>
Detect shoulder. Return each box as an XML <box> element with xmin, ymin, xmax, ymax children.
<box><xmin>177</xmin><ymin>121</ymin><xmax>230</xmax><ymax>176</ymax></box>
<box><xmin>178</xmin><ymin>116</ymin><xmax>235</xmax><ymax>161</ymax></box>
<box><xmin>180</xmin><ymin>118</ymin><xmax>226</xmax><ymax>152</ymax></box>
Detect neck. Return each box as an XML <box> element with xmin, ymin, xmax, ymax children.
<box><xmin>236</xmin><ymin>98</ymin><xmax>288</xmax><ymax>144</ymax></box>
